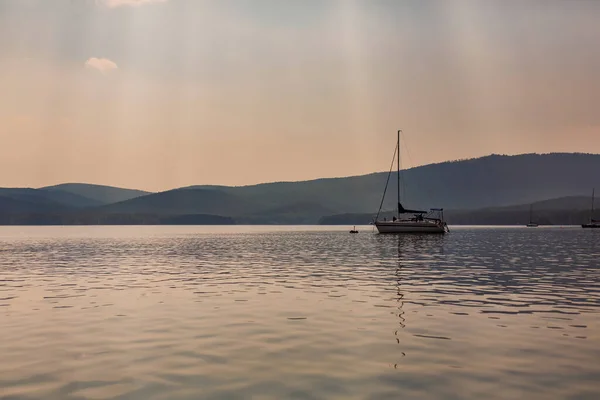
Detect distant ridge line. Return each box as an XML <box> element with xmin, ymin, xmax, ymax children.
<box><xmin>1</xmin><ymin>152</ymin><xmax>599</xmax><ymax>225</ymax></box>
<box><xmin>183</xmin><ymin>152</ymin><xmax>600</xmax><ymax>190</ymax></box>
<box><xmin>8</xmin><ymin>152</ymin><xmax>599</xmax><ymax>192</ymax></box>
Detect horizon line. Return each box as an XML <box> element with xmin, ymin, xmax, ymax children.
<box><xmin>12</xmin><ymin>151</ymin><xmax>600</xmax><ymax>193</ymax></box>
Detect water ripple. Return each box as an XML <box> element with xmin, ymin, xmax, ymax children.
<box><xmin>0</xmin><ymin>226</ymin><xmax>599</xmax><ymax>399</ymax></box>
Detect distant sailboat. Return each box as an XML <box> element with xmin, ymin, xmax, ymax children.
<box><xmin>526</xmin><ymin>204</ymin><xmax>538</xmax><ymax>227</ymax></box>
<box><xmin>582</xmin><ymin>189</ymin><xmax>600</xmax><ymax>229</ymax></box>
<box><xmin>373</xmin><ymin>130</ymin><xmax>448</xmax><ymax>234</ymax></box>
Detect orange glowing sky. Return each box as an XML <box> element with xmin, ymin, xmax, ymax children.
<box><xmin>1</xmin><ymin>0</ymin><xmax>599</xmax><ymax>191</ymax></box>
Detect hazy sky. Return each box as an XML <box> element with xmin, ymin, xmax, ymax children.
<box><xmin>1</xmin><ymin>0</ymin><xmax>599</xmax><ymax>191</ymax></box>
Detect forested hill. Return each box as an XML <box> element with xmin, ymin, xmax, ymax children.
<box><xmin>1</xmin><ymin>153</ymin><xmax>599</xmax><ymax>224</ymax></box>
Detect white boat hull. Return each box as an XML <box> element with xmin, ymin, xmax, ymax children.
<box><xmin>375</xmin><ymin>221</ymin><xmax>446</xmax><ymax>234</ymax></box>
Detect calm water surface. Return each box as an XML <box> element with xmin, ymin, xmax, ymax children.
<box><xmin>1</xmin><ymin>226</ymin><xmax>599</xmax><ymax>399</ymax></box>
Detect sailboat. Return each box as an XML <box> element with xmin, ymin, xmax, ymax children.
<box><xmin>374</xmin><ymin>130</ymin><xmax>448</xmax><ymax>234</ymax></box>
<box><xmin>526</xmin><ymin>204</ymin><xmax>538</xmax><ymax>227</ymax></box>
<box><xmin>582</xmin><ymin>188</ymin><xmax>600</xmax><ymax>228</ymax></box>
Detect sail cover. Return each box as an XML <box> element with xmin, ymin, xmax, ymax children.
<box><xmin>399</xmin><ymin>203</ymin><xmax>427</xmax><ymax>214</ymax></box>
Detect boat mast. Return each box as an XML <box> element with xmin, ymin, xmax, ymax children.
<box><xmin>397</xmin><ymin>130</ymin><xmax>401</xmax><ymax>216</ymax></box>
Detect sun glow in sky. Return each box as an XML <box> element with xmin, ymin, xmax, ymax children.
<box><xmin>1</xmin><ymin>0</ymin><xmax>599</xmax><ymax>190</ymax></box>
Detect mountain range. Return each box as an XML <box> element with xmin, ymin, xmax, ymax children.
<box><xmin>1</xmin><ymin>153</ymin><xmax>598</xmax><ymax>225</ymax></box>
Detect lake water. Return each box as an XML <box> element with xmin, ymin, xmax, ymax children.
<box><xmin>1</xmin><ymin>226</ymin><xmax>599</xmax><ymax>400</ymax></box>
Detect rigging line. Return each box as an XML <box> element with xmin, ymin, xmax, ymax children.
<box><xmin>375</xmin><ymin>140</ymin><xmax>399</xmax><ymax>222</ymax></box>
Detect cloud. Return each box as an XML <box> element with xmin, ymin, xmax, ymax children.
<box><xmin>84</xmin><ymin>57</ymin><xmax>118</xmax><ymax>74</ymax></box>
<box><xmin>98</xmin><ymin>0</ymin><xmax>168</xmax><ymax>8</ymax></box>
